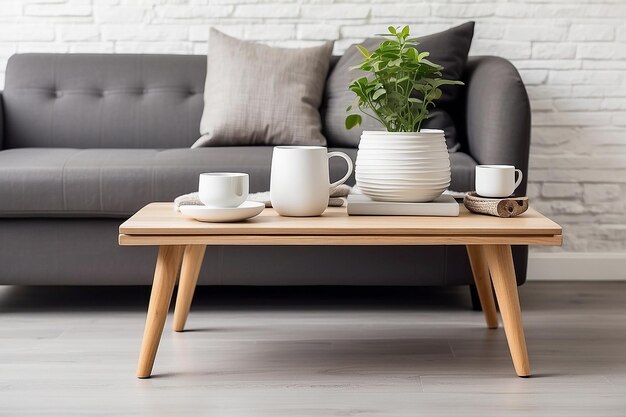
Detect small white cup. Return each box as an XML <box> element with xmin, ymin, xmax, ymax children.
<box><xmin>198</xmin><ymin>173</ymin><xmax>249</xmax><ymax>208</ymax></box>
<box><xmin>475</xmin><ymin>165</ymin><xmax>523</xmax><ymax>198</ymax></box>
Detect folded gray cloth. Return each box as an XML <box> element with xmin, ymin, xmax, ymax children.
<box><xmin>175</xmin><ymin>184</ymin><xmax>352</xmax><ymax>211</ymax></box>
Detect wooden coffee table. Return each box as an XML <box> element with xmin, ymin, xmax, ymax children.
<box><xmin>119</xmin><ymin>203</ymin><xmax>562</xmax><ymax>378</ymax></box>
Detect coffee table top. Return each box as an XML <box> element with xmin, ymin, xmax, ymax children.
<box><xmin>119</xmin><ymin>203</ymin><xmax>562</xmax><ymax>246</ymax></box>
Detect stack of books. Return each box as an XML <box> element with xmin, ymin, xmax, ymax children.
<box><xmin>347</xmin><ymin>194</ymin><xmax>460</xmax><ymax>217</ymax></box>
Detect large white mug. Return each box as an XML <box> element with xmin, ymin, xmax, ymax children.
<box><xmin>199</xmin><ymin>172</ymin><xmax>249</xmax><ymax>207</ymax></box>
<box><xmin>270</xmin><ymin>146</ymin><xmax>354</xmax><ymax>217</ymax></box>
<box><xmin>475</xmin><ymin>165</ymin><xmax>523</xmax><ymax>198</ymax></box>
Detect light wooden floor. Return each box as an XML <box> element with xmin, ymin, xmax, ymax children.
<box><xmin>1</xmin><ymin>282</ymin><xmax>625</xmax><ymax>416</ymax></box>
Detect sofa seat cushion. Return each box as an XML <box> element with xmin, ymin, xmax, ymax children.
<box><xmin>0</xmin><ymin>147</ymin><xmax>356</xmax><ymax>218</ymax></box>
<box><xmin>0</xmin><ymin>148</ymin><xmax>475</xmax><ymax>218</ymax></box>
<box><xmin>0</xmin><ymin>147</ymin><xmax>274</xmax><ymax>217</ymax></box>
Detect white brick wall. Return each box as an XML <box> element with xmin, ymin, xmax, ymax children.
<box><xmin>0</xmin><ymin>0</ymin><xmax>625</xmax><ymax>254</ymax></box>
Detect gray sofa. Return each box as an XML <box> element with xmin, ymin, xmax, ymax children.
<box><xmin>0</xmin><ymin>53</ymin><xmax>530</xmax><ymax>295</ymax></box>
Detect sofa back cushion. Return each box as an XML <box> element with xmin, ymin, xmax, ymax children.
<box><xmin>3</xmin><ymin>53</ymin><xmax>206</xmax><ymax>149</ymax></box>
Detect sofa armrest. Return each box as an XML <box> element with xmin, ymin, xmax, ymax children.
<box><xmin>463</xmin><ymin>56</ymin><xmax>531</xmax><ymax>194</ymax></box>
<box><xmin>0</xmin><ymin>91</ymin><xmax>4</xmax><ymax>150</ymax></box>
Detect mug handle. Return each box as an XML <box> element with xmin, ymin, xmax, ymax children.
<box><xmin>328</xmin><ymin>151</ymin><xmax>354</xmax><ymax>192</ymax></box>
<box><xmin>514</xmin><ymin>169</ymin><xmax>523</xmax><ymax>190</ymax></box>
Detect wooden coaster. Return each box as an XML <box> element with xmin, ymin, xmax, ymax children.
<box><xmin>463</xmin><ymin>192</ymin><xmax>529</xmax><ymax>218</ymax></box>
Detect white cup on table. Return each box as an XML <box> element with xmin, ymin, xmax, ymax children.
<box><xmin>198</xmin><ymin>173</ymin><xmax>249</xmax><ymax>208</ymax></box>
<box><xmin>475</xmin><ymin>165</ymin><xmax>523</xmax><ymax>198</ymax></box>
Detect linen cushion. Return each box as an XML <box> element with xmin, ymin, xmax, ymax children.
<box><xmin>322</xmin><ymin>22</ymin><xmax>475</xmax><ymax>149</ymax></box>
<box><xmin>194</xmin><ymin>29</ymin><xmax>333</xmax><ymax>147</ymax></box>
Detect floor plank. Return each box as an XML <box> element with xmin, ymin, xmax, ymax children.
<box><xmin>1</xmin><ymin>283</ymin><xmax>625</xmax><ymax>416</ymax></box>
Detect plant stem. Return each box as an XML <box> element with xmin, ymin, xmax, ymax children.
<box><xmin>359</xmin><ymin>105</ymin><xmax>386</xmax><ymax>129</ymax></box>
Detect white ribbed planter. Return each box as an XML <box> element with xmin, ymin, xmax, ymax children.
<box><xmin>355</xmin><ymin>129</ymin><xmax>451</xmax><ymax>202</ymax></box>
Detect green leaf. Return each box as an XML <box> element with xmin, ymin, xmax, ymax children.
<box><xmin>426</xmin><ymin>79</ymin><xmax>465</xmax><ymax>88</ymax></box>
<box><xmin>345</xmin><ymin>114</ymin><xmax>362</xmax><ymax>130</ymax></box>
<box><xmin>406</xmin><ymin>48</ymin><xmax>418</xmax><ymax>62</ymax></box>
<box><xmin>372</xmin><ymin>88</ymin><xmax>386</xmax><ymax>100</ymax></box>
<box><xmin>420</xmin><ymin>58</ymin><xmax>443</xmax><ymax>70</ymax></box>
<box><xmin>355</xmin><ymin>44</ymin><xmax>370</xmax><ymax>58</ymax></box>
<box><xmin>388</xmin><ymin>26</ymin><xmax>397</xmax><ymax>35</ymax></box>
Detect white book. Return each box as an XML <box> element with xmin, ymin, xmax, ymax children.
<box><xmin>347</xmin><ymin>194</ymin><xmax>460</xmax><ymax>217</ymax></box>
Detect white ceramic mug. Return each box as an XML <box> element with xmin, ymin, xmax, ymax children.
<box><xmin>475</xmin><ymin>165</ymin><xmax>523</xmax><ymax>198</ymax></box>
<box><xmin>270</xmin><ymin>146</ymin><xmax>354</xmax><ymax>217</ymax></box>
<box><xmin>198</xmin><ymin>172</ymin><xmax>249</xmax><ymax>207</ymax></box>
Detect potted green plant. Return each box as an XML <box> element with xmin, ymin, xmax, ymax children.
<box><xmin>346</xmin><ymin>26</ymin><xmax>463</xmax><ymax>202</ymax></box>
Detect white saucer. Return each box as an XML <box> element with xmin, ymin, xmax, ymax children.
<box><xmin>179</xmin><ymin>201</ymin><xmax>265</xmax><ymax>223</ymax></box>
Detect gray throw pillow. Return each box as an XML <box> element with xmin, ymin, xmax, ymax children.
<box><xmin>322</xmin><ymin>22</ymin><xmax>475</xmax><ymax>149</ymax></box>
<box><xmin>193</xmin><ymin>29</ymin><xmax>334</xmax><ymax>148</ymax></box>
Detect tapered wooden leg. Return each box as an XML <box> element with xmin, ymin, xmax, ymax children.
<box><xmin>173</xmin><ymin>245</ymin><xmax>206</xmax><ymax>332</ymax></box>
<box><xmin>466</xmin><ymin>245</ymin><xmax>499</xmax><ymax>329</ymax></box>
<box><xmin>484</xmin><ymin>244</ymin><xmax>531</xmax><ymax>377</ymax></box>
<box><xmin>136</xmin><ymin>245</ymin><xmax>184</xmax><ymax>379</ymax></box>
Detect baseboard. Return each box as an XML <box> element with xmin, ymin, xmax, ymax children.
<box><xmin>527</xmin><ymin>252</ymin><xmax>626</xmax><ymax>281</ymax></box>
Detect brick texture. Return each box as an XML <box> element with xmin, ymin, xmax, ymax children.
<box><xmin>0</xmin><ymin>0</ymin><xmax>624</xmax><ymax>253</ymax></box>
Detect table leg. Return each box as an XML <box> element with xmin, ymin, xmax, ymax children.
<box><xmin>484</xmin><ymin>244</ymin><xmax>531</xmax><ymax>377</ymax></box>
<box><xmin>466</xmin><ymin>245</ymin><xmax>498</xmax><ymax>329</ymax></box>
<box><xmin>136</xmin><ymin>245</ymin><xmax>184</xmax><ymax>379</ymax></box>
<box><xmin>173</xmin><ymin>245</ymin><xmax>207</xmax><ymax>332</ymax></box>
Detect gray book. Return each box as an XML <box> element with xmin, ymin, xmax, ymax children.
<box><xmin>347</xmin><ymin>194</ymin><xmax>460</xmax><ymax>216</ymax></box>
